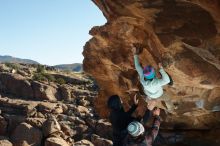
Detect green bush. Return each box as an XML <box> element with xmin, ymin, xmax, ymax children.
<box><xmin>36</xmin><ymin>65</ymin><xmax>45</xmax><ymax>73</ymax></box>
<box><xmin>32</xmin><ymin>71</ymin><xmax>66</xmax><ymax>85</ymax></box>
<box><xmin>32</xmin><ymin>73</ymin><xmax>56</xmax><ymax>82</ymax></box>
<box><xmin>44</xmin><ymin>73</ymin><xmax>56</xmax><ymax>82</ymax></box>
<box><xmin>63</xmin><ymin>70</ymin><xmax>71</xmax><ymax>74</ymax></box>
<box><xmin>32</xmin><ymin>73</ymin><xmax>47</xmax><ymax>81</ymax></box>
<box><xmin>5</xmin><ymin>63</ymin><xmax>19</xmax><ymax>70</ymax></box>
<box><xmin>56</xmin><ymin>78</ymin><xmax>66</xmax><ymax>85</ymax></box>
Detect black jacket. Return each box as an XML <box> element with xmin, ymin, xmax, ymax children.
<box><xmin>109</xmin><ymin>104</ymin><xmax>138</xmax><ymax>146</ymax></box>
<box><xmin>110</xmin><ymin>104</ymin><xmax>138</xmax><ymax>133</ymax></box>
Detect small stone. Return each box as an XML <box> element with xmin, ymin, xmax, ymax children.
<box><xmin>74</xmin><ymin>139</ymin><xmax>94</xmax><ymax>146</ymax></box>
<box><xmin>62</xmin><ymin>104</ymin><xmax>69</xmax><ymax>113</ymax></box>
<box><xmin>25</xmin><ymin>118</ymin><xmax>46</xmax><ymax>129</ymax></box>
<box><xmin>45</xmin><ymin>137</ymin><xmax>69</xmax><ymax>146</ymax></box>
<box><xmin>52</xmin><ymin>104</ymin><xmax>63</xmax><ymax>114</ymax></box>
<box><xmin>60</xmin><ymin>123</ymin><xmax>76</xmax><ymax>137</ymax></box>
<box><xmin>42</xmin><ymin>116</ymin><xmax>61</xmax><ymax>137</ymax></box>
<box><xmin>91</xmin><ymin>134</ymin><xmax>113</xmax><ymax>146</ymax></box>
<box><xmin>75</xmin><ymin>124</ymin><xmax>88</xmax><ymax>133</ymax></box>
<box><xmin>0</xmin><ymin>137</ymin><xmax>13</xmax><ymax>146</ymax></box>
<box><xmin>36</xmin><ymin>112</ymin><xmax>45</xmax><ymax>118</ymax></box>
<box><xmin>69</xmin><ymin>116</ymin><xmax>86</xmax><ymax>125</ymax></box>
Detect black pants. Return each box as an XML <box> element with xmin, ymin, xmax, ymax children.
<box><xmin>113</xmin><ymin>130</ymin><xmax>128</xmax><ymax>146</ymax></box>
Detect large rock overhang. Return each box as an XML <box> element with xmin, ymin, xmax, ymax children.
<box><xmin>83</xmin><ymin>0</ymin><xmax>220</xmax><ymax>130</ymax></box>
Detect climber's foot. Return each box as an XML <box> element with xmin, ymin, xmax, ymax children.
<box><xmin>125</xmin><ymin>88</ymin><xmax>139</xmax><ymax>94</ymax></box>
<box><xmin>147</xmin><ymin>100</ymin><xmax>156</xmax><ymax>111</ymax></box>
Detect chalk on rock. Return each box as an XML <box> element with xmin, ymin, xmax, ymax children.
<box><xmin>212</xmin><ymin>106</ymin><xmax>220</xmax><ymax>112</ymax></box>
<box><xmin>195</xmin><ymin>99</ymin><xmax>204</xmax><ymax>109</ymax></box>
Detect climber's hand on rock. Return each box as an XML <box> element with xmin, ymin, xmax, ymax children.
<box><xmin>131</xmin><ymin>44</ymin><xmax>137</xmax><ymax>55</ymax></box>
<box><xmin>133</xmin><ymin>43</ymin><xmax>143</xmax><ymax>55</ymax></box>
<box><xmin>133</xmin><ymin>94</ymin><xmax>139</xmax><ymax>105</ymax></box>
<box><xmin>158</xmin><ymin>63</ymin><xmax>163</xmax><ymax>69</ymax></box>
<box><xmin>153</xmin><ymin>107</ymin><xmax>160</xmax><ymax>116</ymax></box>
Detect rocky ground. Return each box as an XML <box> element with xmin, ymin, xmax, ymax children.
<box><xmin>0</xmin><ymin>63</ymin><xmax>113</xmax><ymax>146</ymax></box>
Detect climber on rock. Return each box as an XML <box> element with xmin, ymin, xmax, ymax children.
<box><xmin>108</xmin><ymin>94</ymin><xmax>156</xmax><ymax>146</ymax></box>
<box><xmin>131</xmin><ymin>43</ymin><xmax>174</xmax><ymax>113</ymax></box>
<box><xmin>123</xmin><ymin>107</ymin><xmax>161</xmax><ymax>146</ymax></box>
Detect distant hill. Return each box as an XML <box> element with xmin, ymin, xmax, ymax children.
<box><xmin>0</xmin><ymin>55</ymin><xmax>82</xmax><ymax>72</ymax></box>
<box><xmin>0</xmin><ymin>55</ymin><xmax>39</xmax><ymax>64</ymax></box>
<box><xmin>54</xmin><ymin>63</ymin><xmax>83</xmax><ymax>72</ymax></box>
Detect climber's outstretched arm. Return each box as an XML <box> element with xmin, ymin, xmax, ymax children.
<box><xmin>131</xmin><ymin>44</ymin><xmax>145</xmax><ymax>82</ymax></box>
<box><xmin>134</xmin><ymin>55</ymin><xmax>144</xmax><ymax>79</ymax></box>
<box><xmin>126</xmin><ymin>94</ymin><xmax>139</xmax><ymax>115</ymax></box>
<box><xmin>145</xmin><ymin>108</ymin><xmax>161</xmax><ymax>143</ymax></box>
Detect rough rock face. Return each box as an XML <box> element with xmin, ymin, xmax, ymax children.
<box><xmin>0</xmin><ymin>73</ymin><xmax>33</xmax><ymax>98</ymax></box>
<box><xmin>0</xmin><ymin>63</ymin><xmax>97</xmax><ymax>101</ymax></box>
<box><xmin>11</xmin><ymin>122</ymin><xmax>43</xmax><ymax>146</ymax></box>
<box><xmin>83</xmin><ymin>0</ymin><xmax>220</xmax><ymax>133</ymax></box>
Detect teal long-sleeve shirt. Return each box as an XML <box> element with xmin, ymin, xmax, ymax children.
<box><xmin>134</xmin><ymin>55</ymin><xmax>170</xmax><ymax>99</ymax></box>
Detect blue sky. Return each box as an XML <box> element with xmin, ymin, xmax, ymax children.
<box><xmin>0</xmin><ymin>0</ymin><xmax>106</xmax><ymax>65</ymax></box>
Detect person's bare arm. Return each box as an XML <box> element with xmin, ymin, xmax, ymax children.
<box><xmin>147</xmin><ymin>108</ymin><xmax>161</xmax><ymax>140</ymax></box>
<box><xmin>126</xmin><ymin>94</ymin><xmax>139</xmax><ymax>115</ymax></box>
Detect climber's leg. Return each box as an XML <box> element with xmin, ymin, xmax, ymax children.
<box><xmin>160</xmin><ymin>93</ymin><xmax>176</xmax><ymax>114</ymax></box>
